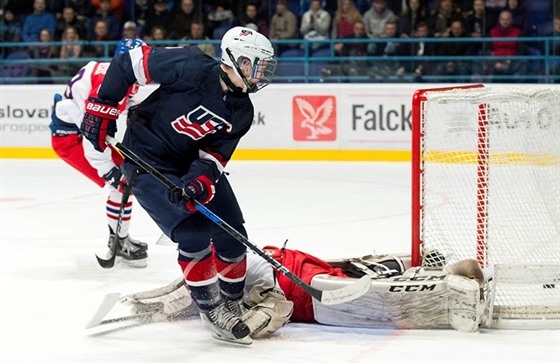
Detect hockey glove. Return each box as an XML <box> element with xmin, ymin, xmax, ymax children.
<box><xmin>80</xmin><ymin>97</ymin><xmax>119</xmax><ymax>152</ymax></box>
<box><xmin>168</xmin><ymin>175</ymin><xmax>215</xmax><ymax>212</ymax></box>
<box><xmin>103</xmin><ymin>166</ymin><xmax>128</xmax><ymax>192</ymax></box>
<box><xmin>49</xmin><ymin>93</ymin><xmax>79</xmax><ymax>136</ymax></box>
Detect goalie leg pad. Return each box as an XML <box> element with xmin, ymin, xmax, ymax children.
<box><xmin>241</xmin><ymin>285</ymin><xmax>294</xmax><ymax>338</ymax></box>
<box><xmin>447</xmin><ymin>274</ymin><xmax>486</xmax><ymax>332</ymax></box>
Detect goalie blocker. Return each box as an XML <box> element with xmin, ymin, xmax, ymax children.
<box><xmin>112</xmin><ymin>250</ymin><xmax>490</xmax><ymax>336</ymax></box>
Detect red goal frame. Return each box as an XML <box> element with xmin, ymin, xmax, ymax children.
<box><xmin>411</xmin><ymin>84</ymin><xmax>485</xmax><ymax>267</ymax></box>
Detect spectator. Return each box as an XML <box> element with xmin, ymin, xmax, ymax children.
<box><xmin>435</xmin><ymin>19</ymin><xmax>472</xmax><ymax>81</ymax></box>
<box><xmin>489</xmin><ymin>9</ymin><xmax>527</xmax><ymax>82</ymax></box>
<box><xmin>55</xmin><ymin>6</ymin><xmax>86</xmax><ymax>40</ymax></box>
<box><xmin>465</xmin><ymin>0</ymin><xmax>492</xmax><ymax>38</ymax></box>
<box><xmin>238</xmin><ymin>1</ymin><xmax>269</xmax><ymax>37</ymax></box>
<box><xmin>91</xmin><ymin>0</ymin><xmax>124</xmax><ymax>20</ymax></box>
<box><xmin>404</xmin><ymin>21</ymin><xmax>437</xmax><ymax>80</ymax></box>
<box><xmin>141</xmin><ymin>0</ymin><xmax>172</xmax><ymax>39</ymax></box>
<box><xmin>363</xmin><ymin>0</ymin><xmax>398</xmax><ymax>39</ymax></box>
<box><xmin>181</xmin><ymin>21</ymin><xmax>216</xmax><ymax>57</ymax></box>
<box><xmin>321</xmin><ymin>20</ymin><xmax>369</xmax><ymax>82</ymax></box>
<box><xmin>269</xmin><ymin>0</ymin><xmax>298</xmax><ymax>55</ymax></box>
<box><xmin>22</xmin><ymin>0</ymin><xmax>56</xmax><ymax>42</ymax></box>
<box><xmin>429</xmin><ymin>0</ymin><xmax>462</xmax><ymax>38</ymax></box>
<box><xmin>369</xmin><ymin>19</ymin><xmax>406</xmax><ymax>80</ymax></box>
<box><xmin>485</xmin><ymin>0</ymin><xmax>506</xmax><ymax>27</ymax></box>
<box><xmin>87</xmin><ymin>0</ymin><xmax>122</xmax><ymax>40</ymax></box>
<box><xmin>206</xmin><ymin>0</ymin><xmax>236</xmax><ymax>38</ymax></box>
<box><xmin>465</xmin><ymin>0</ymin><xmax>492</xmax><ymax>56</ymax></box>
<box><xmin>122</xmin><ymin>20</ymin><xmax>139</xmax><ymax>38</ymax></box>
<box><xmin>237</xmin><ymin>0</ymin><xmax>269</xmax><ymax>21</ymax></box>
<box><xmin>300</xmin><ymin>0</ymin><xmax>331</xmax><ymax>50</ymax></box>
<box><xmin>0</xmin><ymin>9</ymin><xmax>23</xmax><ymax>56</ymax></box>
<box><xmin>332</xmin><ymin>0</ymin><xmax>362</xmax><ymax>39</ymax></box>
<box><xmin>399</xmin><ymin>0</ymin><xmax>429</xmax><ymax>38</ymax></box>
<box><xmin>330</xmin><ymin>20</ymin><xmax>371</xmax><ymax>81</ymax></box>
<box><xmin>149</xmin><ymin>25</ymin><xmax>169</xmax><ymax>45</ymax></box>
<box><xmin>129</xmin><ymin>0</ymin><xmax>150</xmax><ymax>26</ymax></box>
<box><xmin>67</xmin><ymin>0</ymin><xmax>95</xmax><ymax>21</ymax></box>
<box><xmin>84</xmin><ymin>19</ymin><xmax>114</xmax><ymax>57</ymax></box>
<box><xmin>59</xmin><ymin>25</ymin><xmax>83</xmax><ymax>76</ymax></box>
<box><xmin>169</xmin><ymin>0</ymin><xmax>204</xmax><ymax>40</ymax></box>
<box><xmin>505</xmin><ymin>0</ymin><xmax>529</xmax><ymax>36</ymax></box>
<box><xmin>30</xmin><ymin>28</ymin><xmax>57</xmax><ymax>83</ymax></box>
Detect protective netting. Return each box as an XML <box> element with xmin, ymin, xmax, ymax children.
<box><xmin>417</xmin><ymin>86</ymin><xmax>560</xmax><ymax>324</ymax></box>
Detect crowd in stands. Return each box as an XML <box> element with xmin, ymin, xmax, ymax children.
<box><xmin>0</xmin><ymin>0</ymin><xmax>559</xmax><ymax>82</ymax></box>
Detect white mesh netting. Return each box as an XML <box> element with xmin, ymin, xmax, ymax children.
<box><xmin>418</xmin><ymin>86</ymin><xmax>560</xmax><ymax>324</ymax></box>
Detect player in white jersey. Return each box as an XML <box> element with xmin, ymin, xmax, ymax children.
<box><xmin>49</xmin><ymin>39</ymin><xmax>148</xmax><ymax>268</ymax></box>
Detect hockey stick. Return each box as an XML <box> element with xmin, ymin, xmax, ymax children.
<box><xmin>95</xmin><ymin>178</ymin><xmax>132</xmax><ymax>268</ymax></box>
<box><xmin>105</xmin><ymin>136</ymin><xmax>371</xmax><ymax>305</ymax></box>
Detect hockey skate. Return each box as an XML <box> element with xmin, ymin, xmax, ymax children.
<box><xmin>108</xmin><ymin>232</ymin><xmax>148</xmax><ymax>268</ymax></box>
<box><xmin>200</xmin><ymin>300</ymin><xmax>252</xmax><ymax>345</ymax></box>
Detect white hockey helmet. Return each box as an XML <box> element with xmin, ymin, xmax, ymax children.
<box><xmin>220</xmin><ymin>26</ymin><xmax>277</xmax><ymax>93</ymax></box>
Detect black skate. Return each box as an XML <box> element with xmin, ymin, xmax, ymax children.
<box><xmin>200</xmin><ymin>301</ymin><xmax>252</xmax><ymax>345</ymax></box>
<box><xmin>108</xmin><ymin>233</ymin><xmax>148</xmax><ymax>268</ymax></box>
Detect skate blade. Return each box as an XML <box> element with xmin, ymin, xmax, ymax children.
<box><xmin>211</xmin><ymin>333</ymin><xmax>252</xmax><ymax>345</ymax></box>
<box><xmin>116</xmin><ymin>256</ymin><xmax>148</xmax><ymax>268</ymax></box>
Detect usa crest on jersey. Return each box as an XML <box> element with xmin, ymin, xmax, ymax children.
<box><xmin>171</xmin><ymin>106</ymin><xmax>233</xmax><ymax>140</ymax></box>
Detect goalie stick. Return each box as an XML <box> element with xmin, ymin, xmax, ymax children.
<box><xmin>95</xmin><ymin>183</ymin><xmax>133</xmax><ymax>268</ymax></box>
<box><xmin>86</xmin><ymin>293</ymin><xmax>154</xmax><ymax>330</ymax></box>
<box><xmin>105</xmin><ymin>136</ymin><xmax>371</xmax><ymax>305</ymax></box>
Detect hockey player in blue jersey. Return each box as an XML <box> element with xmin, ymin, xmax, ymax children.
<box><xmin>79</xmin><ymin>26</ymin><xmax>277</xmax><ymax>344</ymax></box>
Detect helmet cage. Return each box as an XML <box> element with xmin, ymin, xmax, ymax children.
<box><xmin>225</xmin><ymin>47</ymin><xmax>277</xmax><ymax>93</ymax></box>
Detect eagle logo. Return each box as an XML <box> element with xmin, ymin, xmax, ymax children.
<box><xmin>293</xmin><ymin>96</ymin><xmax>336</xmax><ymax>141</ymax></box>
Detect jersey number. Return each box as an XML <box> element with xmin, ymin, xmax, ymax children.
<box><xmin>64</xmin><ymin>67</ymin><xmax>86</xmax><ymax>99</ymax></box>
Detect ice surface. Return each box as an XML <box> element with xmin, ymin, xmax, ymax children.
<box><xmin>0</xmin><ymin>159</ymin><xmax>558</xmax><ymax>362</ymax></box>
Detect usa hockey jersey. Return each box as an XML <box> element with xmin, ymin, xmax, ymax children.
<box><xmin>98</xmin><ymin>45</ymin><xmax>254</xmax><ymax>181</ymax></box>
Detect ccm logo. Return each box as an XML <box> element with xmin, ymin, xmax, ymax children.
<box><xmin>86</xmin><ymin>102</ymin><xmax>118</xmax><ymax>117</ymax></box>
<box><xmin>389</xmin><ymin>284</ymin><xmax>437</xmax><ymax>292</ymax></box>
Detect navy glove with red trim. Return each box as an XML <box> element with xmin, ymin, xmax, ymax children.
<box><xmin>103</xmin><ymin>166</ymin><xmax>128</xmax><ymax>192</ymax></box>
<box><xmin>80</xmin><ymin>97</ymin><xmax>119</xmax><ymax>152</ymax></box>
<box><xmin>168</xmin><ymin>175</ymin><xmax>216</xmax><ymax>212</ymax></box>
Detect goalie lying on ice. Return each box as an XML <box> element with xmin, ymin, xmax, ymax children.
<box><xmin>118</xmin><ymin>246</ymin><xmax>489</xmax><ymax>336</ymax></box>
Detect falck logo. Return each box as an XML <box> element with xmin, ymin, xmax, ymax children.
<box><xmin>292</xmin><ymin>95</ymin><xmax>336</xmax><ymax>141</ymax></box>
<box><xmin>171</xmin><ymin>106</ymin><xmax>232</xmax><ymax>140</ymax></box>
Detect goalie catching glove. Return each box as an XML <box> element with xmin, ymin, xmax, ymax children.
<box><xmin>80</xmin><ymin>97</ymin><xmax>119</xmax><ymax>152</ymax></box>
<box><xmin>241</xmin><ymin>285</ymin><xmax>294</xmax><ymax>338</ymax></box>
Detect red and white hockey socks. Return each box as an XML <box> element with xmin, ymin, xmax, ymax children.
<box><xmin>106</xmin><ymin>188</ymin><xmax>132</xmax><ymax>237</ymax></box>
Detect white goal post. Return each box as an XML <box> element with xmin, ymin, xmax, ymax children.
<box><xmin>411</xmin><ymin>84</ymin><xmax>560</xmax><ymax>329</ymax></box>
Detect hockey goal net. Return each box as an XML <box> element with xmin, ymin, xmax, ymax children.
<box><xmin>411</xmin><ymin>85</ymin><xmax>560</xmax><ymax>329</ymax></box>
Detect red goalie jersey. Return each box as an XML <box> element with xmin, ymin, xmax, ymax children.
<box><xmin>263</xmin><ymin>246</ymin><xmax>348</xmax><ymax>323</ymax></box>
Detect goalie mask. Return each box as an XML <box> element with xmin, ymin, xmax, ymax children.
<box><xmin>220</xmin><ymin>26</ymin><xmax>277</xmax><ymax>94</ymax></box>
